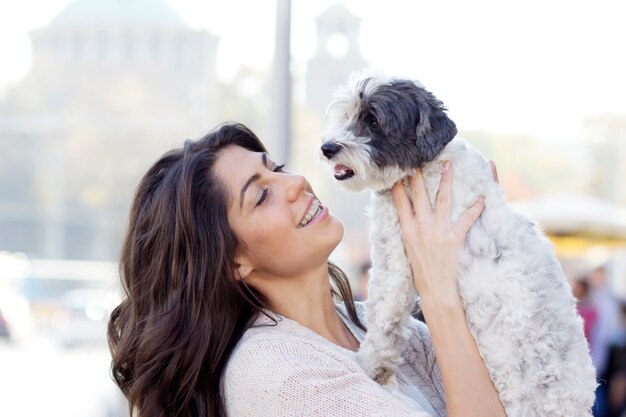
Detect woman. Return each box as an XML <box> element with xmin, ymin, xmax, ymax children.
<box><xmin>108</xmin><ymin>122</ymin><xmax>505</xmax><ymax>417</ymax></box>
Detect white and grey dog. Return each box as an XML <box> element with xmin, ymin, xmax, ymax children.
<box><xmin>321</xmin><ymin>73</ymin><xmax>597</xmax><ymax>417</ymax></box>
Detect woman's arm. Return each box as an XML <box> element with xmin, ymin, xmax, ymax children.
<box><xmin>391</xmin><ymin>160</ymin><xmax>506</xmax><ymax>417</ymax></box>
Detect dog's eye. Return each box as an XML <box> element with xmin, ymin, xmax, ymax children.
<box><xmin>369</xmin><ymin>116</ymin><xmax>379</xmax><ymax>130</ymax></box>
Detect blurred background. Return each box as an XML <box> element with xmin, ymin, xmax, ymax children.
<box><xmin>0</xmin><ymin>0</ymin><xmax>625</xmax><ymax>416</ymax></box>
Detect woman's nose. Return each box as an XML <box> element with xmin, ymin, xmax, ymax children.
<box><xmin>285</xmin><ymin>174</ymin><xmax>307</xmax><ymax>201</ymax></box>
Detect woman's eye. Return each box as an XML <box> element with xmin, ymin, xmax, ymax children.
<box><xmin>255</xmin><ymin>164</ymin><xmax>285</xmax><ymax>207</ymax></box>
<box><xmin>255</xmin><ymin>189</ymin><xmax>268</xmax><ymax>207</ymax></box>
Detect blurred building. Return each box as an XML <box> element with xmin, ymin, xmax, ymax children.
<box><xmin>584</xmin><ymin>115</ymin><xmax>626</xmax><ymax>206</ymax></box>
<box><xmin>460</xmin><ymin>130</ymin><xmax>593</xmax><ymax>201</ymax></box>
<box><xmin>0</xmin><ymin>0</ymin><xmax>219</xmax><ymax>260</ymax></box>
<box><xmin>305</xmin><ymin>3</ymin><xmax>368</xmax><ymax>116</ymax></box>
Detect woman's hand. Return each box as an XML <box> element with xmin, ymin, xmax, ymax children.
<box><xmin>392</xmin><ymin>160</ymin><xmax>506</xmax><ymax>417</ymax></box>
<box><xmin>391</xmin><ymin>160</ymin><xmax>486</xmax><ymax>303</ymax></box>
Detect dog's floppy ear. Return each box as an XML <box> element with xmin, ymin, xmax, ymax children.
<box><xmin>414</xmin><ymin>87</ymin><xmax>458</xmax><ymax>162</ymax></box>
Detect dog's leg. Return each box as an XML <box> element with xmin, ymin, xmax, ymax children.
<box><xmin>358</xmin><ymin>190</ymin><xmax>416</xmax><ymax>389</ymax></box>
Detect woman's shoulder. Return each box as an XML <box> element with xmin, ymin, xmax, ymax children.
<box><xmin>222</xmin><ymin>312</ymin><xmax>367</xmax><ymax>415</ymax></box>
<box><xmin>225</xmin><ymin>310</ymin><xmax>361</xmax><ymax>375</ymax></box>
<box><xmin>225</xmin><ymin>303</ymin><xmax>437</xmax><ymax>380</ymax></box>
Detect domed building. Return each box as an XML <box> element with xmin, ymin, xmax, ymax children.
<box><xmin>0</xmin><ymin>0</ymin><xmax>219</xmax><ymax>260</ymax></box>
<box><xmin>305</xmin><ymin>3</ymin><xmax>367</xmax><ymax>116</ymax></box>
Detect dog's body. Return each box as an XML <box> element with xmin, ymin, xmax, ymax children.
<box><xmin>321</xmin><ymin>73</ymin><xmax>596</xmax><ymax>417</ymax></box>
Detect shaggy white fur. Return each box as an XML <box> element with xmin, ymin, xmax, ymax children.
<box><xmin>321</xmin><ymin>73</ymin><xmax>597</xmax><ymax>417</ymax></box>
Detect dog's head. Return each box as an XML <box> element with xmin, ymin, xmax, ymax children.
<box><xmin>321</xmin><ymin>73</ymin><xmax>457</xmax><ymax>191</ymax></box>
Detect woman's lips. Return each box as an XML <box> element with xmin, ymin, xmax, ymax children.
<box><xmin>303</xmin><ymin>204</ymin><xmax>328</xmax><ymax>227</ymax></box>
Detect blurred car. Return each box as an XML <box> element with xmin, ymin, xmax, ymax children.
<box><xmin>53</xmin><ymin>289</ymin><xmax>120</xmax><ymax>348</ymax></box>
<box><xmin>0</xmin><ymin>290</ymin><xmax>32</xmax><ymax>343</ymax></box>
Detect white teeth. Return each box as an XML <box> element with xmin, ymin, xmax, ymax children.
<box><xmin>299</xmin><ymin>199</ymin><xmax>321</xmax><ymax>227</ymax></box>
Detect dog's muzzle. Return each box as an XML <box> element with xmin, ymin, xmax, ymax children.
<box><xmin>321</xmin><ymin>141</ymin><xmax>341</xmax><ymax>159</ymax></box>
<box><xmin>321</xmin><ymin>141</ymin><xmax>355</xmax><ymax>180</ymax></box>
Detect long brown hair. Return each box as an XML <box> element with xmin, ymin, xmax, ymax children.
<box><xmin>107</xmin><ymin>122</ymin><xmax>364</xmax><ymax>417</ymax></box>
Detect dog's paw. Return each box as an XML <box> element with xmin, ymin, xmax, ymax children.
<box><xmin>372</xmin><ymin>366</ymin><xmax>396</xmax><ymax>386</ymax></box>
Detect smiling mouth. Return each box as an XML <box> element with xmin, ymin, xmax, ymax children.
<box><xmin>298</xmin><ymin>198</ymin><xmax>323</xmax><ymax>227</ymax></box>
<box><xmin>334</xmin><ymin>164</ymin><xmax>355</xmax><ymax>181</ymax></box>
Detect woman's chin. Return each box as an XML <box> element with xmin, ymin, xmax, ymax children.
<box><xmin>324</xmin><ymin>217</ymin><xmax>345</xmax><ymax>254</ymax></box>
<box><xmin>330</xmin><ymin>215</ymin><xmax>344</xmax><ymax>240</ymax></box>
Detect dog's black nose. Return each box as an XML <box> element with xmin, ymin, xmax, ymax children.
<box><xmin>321</xmin><ymin>142</ymin><xmax>341</xmax><ymax>159</ymax></box>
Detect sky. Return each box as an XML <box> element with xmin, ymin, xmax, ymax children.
<box><xmin>0</xmin><ymin>0</ymin><xmax>625</xmax><ymax>142</ymax></box>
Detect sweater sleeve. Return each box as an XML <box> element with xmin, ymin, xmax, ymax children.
<box><xmin>223</xmin><ymin>335</ymin><xmax>433</xmax><ymax>417</ymax></box>
<box><xmin>401</xmin><ymin>316</ymin><xmax>447</xmax><ymax>416</ymax></box>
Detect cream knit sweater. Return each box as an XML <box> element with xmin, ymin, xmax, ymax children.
<box><xmin>222</xmin><ymin>301</ymin><xmax>447</xmax><ymax>416</ymax></box>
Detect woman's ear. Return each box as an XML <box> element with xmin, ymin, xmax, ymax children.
<box><xmin>234</xmin><ymin>260</ymin><xmax>253</xmax><ymax>281</ymax></box>
<box><xmin>234</xmin><ymin>243</ymin><xmax>254</xmax><ymax>281</ymax></box>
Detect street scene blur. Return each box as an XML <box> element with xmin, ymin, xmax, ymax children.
<box><xmin>1</xmin><ymin>0</ymin><xmax>625</xmax><ymax>416</ymax></box>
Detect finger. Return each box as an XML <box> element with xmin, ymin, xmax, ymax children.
<box><xmin>391</xmin><ymin>181</ymin><xmax>414</xmax><ymax>221</ymax></box>
<box><xmin>453</xmin><ymin>197</ymin><xmax>485</xmax><ymax>239</ymax></box>
<box><xmin>435</xmin><ymin>160</ymin><xmax>453</xmax><ymax>221</ymax></box>
<box><xmin>408</xmin><ymin>167</ymin><xmax>434</xmax><ymax>217</ymax></box>
<box><xmin>489</xmin><ymin>160</ymin><xmax>499</xmax><ymax>184</ymax></box>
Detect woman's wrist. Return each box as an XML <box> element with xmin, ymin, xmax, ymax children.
<box><xmin>419</xmin><ymin>292</ymin><xmax>465</xmax><ymax>322</ymax></box>
<box><xmin>409</xmin><ymin>256</ymin><xmax>463</xmax><ymax>306</ymax></box>
<box><xmin>419</xmin><ymin>288</ymin><xmax>506</xmax><ymax>417</ymax></box>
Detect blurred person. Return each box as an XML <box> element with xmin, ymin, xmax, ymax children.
<box><xmin>591</xmin><ymin>265</ymin><xmax>621</xmax><ymax>376</ymax></box>
<box><xmin>572</xmin><ymin>275</ymin><xmax>601</xmax><ymax>416</ymax></box>
<box><xmin>573</xmin><ymin>278</ymin><xmax>598</xmax><ymax>345</ymax></box>
<box><xmin>602</xmin><ymin>301</ymin><xmax>626</xmax><ymax>417</ymax></box>
<box><xmin>107</xmin><ymin>123</ymin><xmax>506</xmax><ymax>417</ymax></box>
<box><xmin>590</xmin><ymin>265</ymin><xmax>622</xmax><ymax>417</ymax></box>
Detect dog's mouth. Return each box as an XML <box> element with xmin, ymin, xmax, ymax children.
<box><xmin>334</xmin><ymin>164</ymin><xmax>355</xmax><ymax>180</ymax></box>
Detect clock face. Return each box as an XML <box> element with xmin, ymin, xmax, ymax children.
<box><xmin>327</xmin><ymin>33</ymin><xmax>349</xmax><ymax>58</ymax></box>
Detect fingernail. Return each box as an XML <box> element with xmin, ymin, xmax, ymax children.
<box><xmin>442</xmin><ymin>161</ymin><xmax>450</xmax><ymax>172</ymax></box>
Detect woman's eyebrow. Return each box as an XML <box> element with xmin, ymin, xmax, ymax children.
<box><xmin>239</xmin><ymin>153</ymin><xmax>269</xmax><ymax>211</ymax></box>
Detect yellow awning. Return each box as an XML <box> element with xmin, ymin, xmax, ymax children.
<box><xmin>548</xmin><ymin>234</ymin><xmax>626</xmax><ymax>257</ymax></box>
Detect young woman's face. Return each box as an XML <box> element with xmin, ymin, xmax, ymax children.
<box><xmin>214</xmin><ymin>145</ymin><xmax>344</xmax><ymax>279</ymax></box>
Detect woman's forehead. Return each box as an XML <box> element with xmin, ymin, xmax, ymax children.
<box><xmin>218</xmin><ymin>145</ymin><xmax>262</xmax><ymax>167</ymax></box>
<box><xmin>215</xmin><ymin>146</ymin><xmax>265</xmax><ymax>206</ymax></box>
